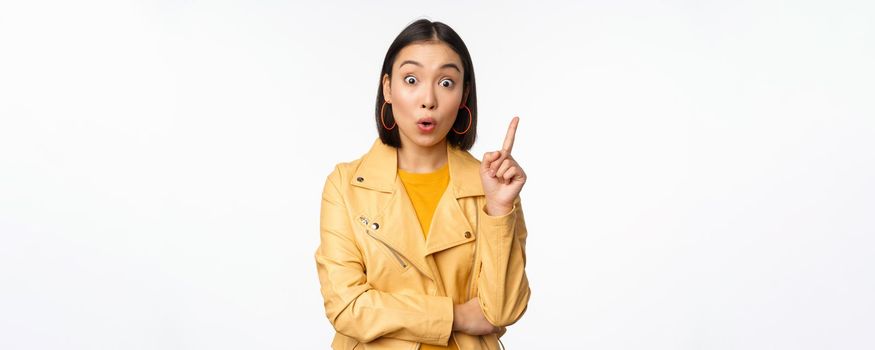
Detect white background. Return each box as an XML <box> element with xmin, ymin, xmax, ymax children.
<box><xmin>1</xmin><ymin>1</ymin><xmax>874</xmax><ymax>349</ymax></box>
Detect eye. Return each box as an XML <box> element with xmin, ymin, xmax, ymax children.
<box><xmin>404</xmin><ymin>76</ymin><xmax>417</xmax><ymax>84</ymax></box>
<box><xmin>440</xmin><ymin>79</ymin><xmax>454</xmax><ymax>88</ymax></box>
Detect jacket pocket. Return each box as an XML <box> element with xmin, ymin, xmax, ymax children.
<box><xmin>356</xmin><ymin>213</ymin><xmax>410</xmax><ymax>272</ymax></box>
<box><xmin>366</xmin><ymin>229</ymin><xmax>410</xmax><ymax>271</ymax></box>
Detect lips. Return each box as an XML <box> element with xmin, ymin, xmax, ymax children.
<box><xmin>417</xmin><ymin>117</ymin><xmax>436</xmax><ymax>133</ymax></box>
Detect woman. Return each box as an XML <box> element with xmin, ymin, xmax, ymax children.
<box><xmin>315</xmin><ymin>19</ymin><xmax>530</xmax><ymax>350</ymax></box>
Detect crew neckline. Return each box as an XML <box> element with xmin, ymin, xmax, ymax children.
<box><xmin>397</xmin><ymin>161</ymin><xmax>449</xmax><ymax>176</ymax></box>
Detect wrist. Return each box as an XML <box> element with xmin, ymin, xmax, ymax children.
<box><xmin>452</xmin><ymin>304</ymin><xmax>465</xmax><ymax>332</ymax></box>
<box><xmin>485</xmin><ymin>203</ymin><xmax>512</xmax><ymax>216</ymax></box>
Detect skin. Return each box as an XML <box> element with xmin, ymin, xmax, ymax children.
<box><xmin>382</xmin><ymin>40</ymin><xmax>527</xmax><ymax>336</ymax></box>
<box><xmin>382</xmin><ymin>40</ymin><xmax>466</xmax><ymax>174</ymax></box>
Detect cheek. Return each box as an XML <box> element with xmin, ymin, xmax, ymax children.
<box><xmin>439</xmin><ymin>90</ymin><xmax>464</xmax><ymax>112</ymax></box>
<box><xmin>390</xmin><ymin>88</ymin><xmax>417</xmax><ymax>113</ymax></box>
<box><xmin>395</xmin><ymin>92</ymin><xmax>418</xmax><ymax>106</ymax></box>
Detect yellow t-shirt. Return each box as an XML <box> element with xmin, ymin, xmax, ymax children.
<box><xmin>398</xmin><ymin>162</ymin><xmax>457</xmax><ymax>350</ymax></box>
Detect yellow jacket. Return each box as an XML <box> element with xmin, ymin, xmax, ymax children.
<box><xmin>315</xmin><ymin>138</ymin><xmax>530</xmax><ymax>350</ymax></box>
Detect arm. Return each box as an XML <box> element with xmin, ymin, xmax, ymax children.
<box><xmin>475</xmin><ymin>117</ymin><xmax>531</xmax><ymax>328</ymax></box>
<box><xmin>315</xmin><ymin>167</ymin><xmax>454</xmax><ymax>345</ymax></box>
<box><xmin>475</xmin><ymin>195</ymin><xmax>531</xmax><ymax>327</ymax></box>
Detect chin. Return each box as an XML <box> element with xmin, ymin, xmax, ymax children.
<box><xmin>402</xmin><ymin>132</ymin><xmax>446</xmax><ymax>148</ymax></box>
<box><xmin>414</xmin><ymin>136</ymin><xmax>444</xmax><ymax>147</ymax></box>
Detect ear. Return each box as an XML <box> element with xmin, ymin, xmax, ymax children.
<box><xmin>382</xmin><ymin>73</ymin><xmax>392</xmax><ymax>102</ymax></box>
<box><xmin>461</xmin><ymin>82</ymin><xmax>470</xmax><ymax>106</ymax></box>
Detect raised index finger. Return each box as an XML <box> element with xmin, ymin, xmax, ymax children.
<box><xmin>502</xmin><ymin>116</ymin><xmax>520</xmax><ymax>154</ymax></box>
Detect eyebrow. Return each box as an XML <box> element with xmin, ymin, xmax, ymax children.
<box><xmin>398</xmin><ymin>60</ymin><xmax>461</xmax><ymax>73</ymax></box>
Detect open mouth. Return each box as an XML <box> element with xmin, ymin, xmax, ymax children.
<box><xmin>417</xmin><ymin>118</ymin><xmax>436</xmax><ymax>132</ymax></box>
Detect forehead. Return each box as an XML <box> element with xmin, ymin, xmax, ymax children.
<box><xmin>394</xmin><ymin>41</ymin><xmax>463</xmax><ymax>71</ymax></box>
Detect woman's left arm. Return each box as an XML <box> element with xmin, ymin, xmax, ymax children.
<box><xmin>475</xmin><ymin>117</ymin><xmax>531</xmax><ymax>327</ymax></box>
<box><xmin>476</xmin><ymin>196</ymin><xmax>530</xmax><ymax>328</ymax></box>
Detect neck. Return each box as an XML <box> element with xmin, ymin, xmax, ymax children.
<box><xmin>397</xmin><ymin>138</ymin><xmax>448</xmax><ymax>173</ymax></box>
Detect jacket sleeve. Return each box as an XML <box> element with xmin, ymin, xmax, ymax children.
<box><xmin>315</xmin><ymin>167</ymin><xmax>455</xmax><ymax>345</ymax></box>
<box><xmin>475</xmin><ymin>195</ymin><xmax>531</xmax><ymax>327</ymax></box>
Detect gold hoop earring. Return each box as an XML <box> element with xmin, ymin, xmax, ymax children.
<box><xmin>380</xmin><ymin>101</ymin><xmax>396</xmax><ymax>130</ymax></box>
<box><xmin>453</xmin><ymin>104</ymin><xmax>472</xmax><ymax>134</ymax></box>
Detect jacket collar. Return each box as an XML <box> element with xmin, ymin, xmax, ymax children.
<box><xmin>351</xmin><ymin>138</ymin><xmax>484</xmax><ymax>198</ymax></box>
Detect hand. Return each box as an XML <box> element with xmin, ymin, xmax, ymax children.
<box><xmin>452</xmin><ymin>297</ymin><xmax>502</xmax><ymax>336</ymax></box>
<box><xmin>480</xmin><ymin>116</ymin><xmax>526</xmax><ymax>216</ymax></box>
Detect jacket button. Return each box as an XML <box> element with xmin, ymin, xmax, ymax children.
<box><xmin>356</xmin><ymin>177</ymin><xmax>364</xmax><ymax>182</ymax></box>
<box><xmin>371</xmin><ymin>223</ymin><xmax>380</xmax><ymax>230</ymax></box>
<box><xmin>464</xmin><ymin>231</ymin><xmax>471</xmax><ymax>238</ymax></box>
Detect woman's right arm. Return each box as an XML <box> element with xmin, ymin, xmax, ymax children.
<box><xmin>315</xmin><ymin>166</ymin><xmax>454</xmax><ymax>346</ymax></box>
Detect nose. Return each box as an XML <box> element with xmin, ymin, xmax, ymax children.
<box><xmin>420</xmin><ymin>85</ymin><xmax>437</xmax><ymax>110</ymax></box>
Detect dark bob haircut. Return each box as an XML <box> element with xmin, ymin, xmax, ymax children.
<box><xmin>375</xmin><ymin>19</ymin><xmax>477</xmax><ymax>151</ymax></box>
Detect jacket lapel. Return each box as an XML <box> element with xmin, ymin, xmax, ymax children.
<box><xmin>424</xmin><ymin>146</ymin><xmax>482</xmax><ymax>255</ymax></box>
<box><xmin>368</xmin><ymin>179</ymin><xmax>433</xmax><ymax>280</ymax></box>
<box><xmin>349</xmin><ymin>139</ymin><xmax>486</xmax><ymax>280</ymax></box>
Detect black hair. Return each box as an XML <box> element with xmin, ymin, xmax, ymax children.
<box><xmin>375</xmin><ymin>19</ymin><xmax>477</xmax><ymax>150</ymax></box>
